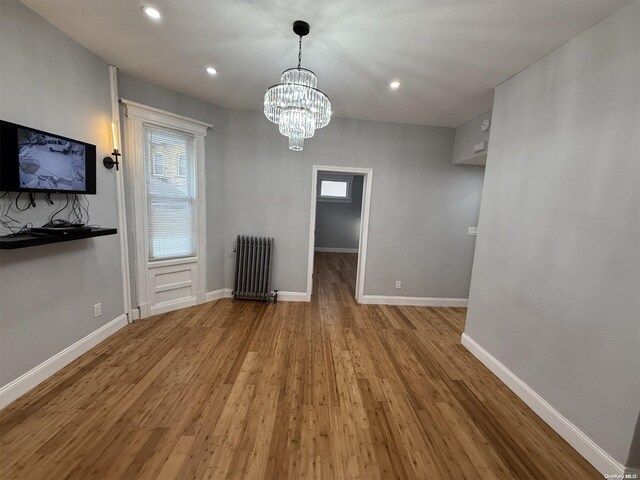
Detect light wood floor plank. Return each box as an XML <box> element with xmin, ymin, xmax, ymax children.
<box><xmin>0</xmin><ymin>252</ymin><xmax>599</xmax><ymax>479</ymax></box>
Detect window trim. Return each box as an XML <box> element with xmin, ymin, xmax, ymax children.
<box><xmin>122</xmin><ymin>98</ymin><xmax>211</xmax><ymax>318</ymax></box>
<box><xmin>317</xmin><ymin>174</ymin><xmax>353</xmax><ymax>203</ymax></box>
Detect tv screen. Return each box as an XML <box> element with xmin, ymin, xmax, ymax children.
<box><xmin>0</xmin><ymin>121</ymin><xmax>96</xmax><ymax>194</ymax></box>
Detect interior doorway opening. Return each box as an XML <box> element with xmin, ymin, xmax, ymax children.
<box><xmin>306</xmin><ymin>166</ymin><xmax>373</xmax><ymax>303</ymax></box>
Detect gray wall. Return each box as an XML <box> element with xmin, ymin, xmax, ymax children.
<box><xmin>452</xmin><ymin>110</ymin><xmax>492</xmax><ymax>165</ymax></box>
<box><xmin>465</xmin><ymin>2</ymin><xmax>639</xmax><ymax>468</ymax></box>
<box><xmin>0</xmin><ymin>1</ymin><xmax>485</xmax><ymax>390</ymax></box>
<box><xmin>116</xmin><ymin>73</ymin><xmax>228</xmax><ymax>296</ymax></box>
<box><xmin>0</xmin><ymin>1</ymin><xmax>124</xmax><ymax>385</ymax></box>
<box><xmin>315</xmin><ymin>175</ymin><xmax>363</xmax><ymax>250</ymax></box>
<box><xmin>629</xmin><ymin>417</ymin><xmax>640</xmax><ymax>469</ymax></box>
<box><xmin>114</xmin><ymin>79</ymin><xmax>484</xmax><ymax>299</ymax></box>
<box><xmin>224</xmin><ymin>110</ymin><xmax>485</xmax><ymax>297</ymax></box>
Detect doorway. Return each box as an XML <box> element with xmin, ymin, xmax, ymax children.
<box><xmin>306</xmin><ymin>166</ymin><xmax>373</xmax><ymax>303</ymax></box>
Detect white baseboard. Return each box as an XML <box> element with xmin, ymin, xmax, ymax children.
<box><xmin>204</xmin><ymin>288</ymin><xmax>233</xmax><ymax>302</ymax></box>
<box><xmin>0</xmin><ymin>314</ymin><xmax>128</xmax><ymax>410</ymax></box>
<box><xmin>149</xmin><ymin>297</ymin><xmax>197</xmax><ymax>316</ymax></box>
<box><xmin>314</xmin><ymin>247</ymin><xmax>359</xmax><ymax>254</ymax></box>
<box><xmin>461</xmin><ymin>333</ymin><xmax>627</xmax><ymax>476</ymax></box>
<box><xmin>276</xmin><ymin>291</ymin><xmax>309</xmax><ymax>302</ymax></box>
<box><xmin>205</xmin><ymin>289</ymin><xmax>309</xmax><ymax>303</ymax></box>
<box><xmin>204</xmin><ymin>292</ymin><xmax>466</xmax><ymax>307</ymax></box>
<box><xmin>360</xmin><ymin>295</ymin><xmax>468</xmax><ymax>307</ymax></box>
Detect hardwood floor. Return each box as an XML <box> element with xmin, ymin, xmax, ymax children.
<box><xmin>0</xmin><ymin>252</ymin><xmax>598</xmax><ymax>479</ymax></box>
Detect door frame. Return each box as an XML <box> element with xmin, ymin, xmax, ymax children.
<box><xmin>306</xmin><ymin>165</ymin><xmax>373</xmax><ymax>303</ymax></box>
<box><xmin>122</xmin><ymin>99</ymin><xmax>211</xmax><ymax>317</ymax></box>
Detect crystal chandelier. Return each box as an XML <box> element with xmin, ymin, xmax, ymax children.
<box><xmin>264</xmin><ymin>21</ymin><xmax>332</xmax><ymax>151</ymax></box>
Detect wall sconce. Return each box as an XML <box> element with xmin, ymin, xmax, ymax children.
<box><xmin>103</xmin><ymin>121</ymin><xmax>121</xmax><ymax>170</ymax></box>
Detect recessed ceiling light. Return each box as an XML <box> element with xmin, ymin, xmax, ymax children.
<box><xmin>389</xmin><ymin>80</ymin><xmax>401</xmax><ymax>89</ymax></box>
<box><xmin>142</xmin><ymin>6</ymin><xmax>161</xmax><ymax>19</ymax></box>
<box><xmin>205</xmin><ymin>66</ymin><xmax>218</xmax><ymax>75</ymax></box>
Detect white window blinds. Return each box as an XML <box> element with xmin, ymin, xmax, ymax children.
<box><xmin>143</xmin><ymin>125</ymin><xmax>196</xmax><ymax>260</ymax></box>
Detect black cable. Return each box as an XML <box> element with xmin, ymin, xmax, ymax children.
<box><xmin>1</xmin><ymin>189</ymin><xmax>96</xmax><ymax>236</ymax></box>
<box><xmin>68</xmin><ymin>194</ymin><xmax>84</xmax><ymax>224</ymax></box>
<box><xmin>14</xmin><ymin>192</ymin><xmax>31</xmax><ymax>211</ymax></box>
<box><xmin>47</xmin><ymin>193</ymin><xmax>69</xmax><ymax>224</ymax></box>
<box><xmin>0</xmin><ymin>192</ymin><xmax>32</xmax><ymax>234</ymax></box>
<box><xmin>3</xmin><ymin>222</ymin><xmax>33</xmax><ymax>237</ymax></box>
<box><xmin>3</xmin><ymin>192</ymin><xmax>18</xmax><ymax>221</ymax></box>
<box><xmin>81</xmin><ymin>195</ymin><xmax>94</xmax><ymax>226</ymax></box>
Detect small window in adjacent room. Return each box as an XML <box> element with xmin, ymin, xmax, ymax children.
<box><xmin>318</xmin><ymin>175</ymin><xmax>353</xmax><ymax>203</ymax></box>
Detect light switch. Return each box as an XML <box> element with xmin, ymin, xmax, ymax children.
<box><xmin>473</xmin><ymin>141</ymin><xmax>487</xmax><ymax>153</ymax></box>
<box><xmin>467</xmin><ymin>227</ymin><xmax>478</xmax><ymax>236</ymax></box>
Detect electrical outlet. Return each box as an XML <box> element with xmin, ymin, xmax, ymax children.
<box><xmin>93</xmin><ymin>303</ymin><xmax>102</xmax><ymax>318</ymax></box>
<box><xmin>395</xmin><ymin>280</ymin><xmax>401</xmax><ymax>289</ymax></box>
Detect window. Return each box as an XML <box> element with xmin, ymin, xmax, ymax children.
<box><xmin>318</xmin><ymin>175</ymin><xmax>353</xmax><ymax>203</ymax></box>
<box><xmin>178</xmin><ymin>154</ymin><xmax>186</xmax><ymax>177</ymax></box>
<box><xmin>144</xmin><ymin>126</ymin><xmax>195</xmax><ymax>260</ymax></box>
<box><xmin>152</xmin><ymin>152</ymin><xmax>164</xmax><ymax>176</ymax></box>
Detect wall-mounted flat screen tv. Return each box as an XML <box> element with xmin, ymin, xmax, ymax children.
<box><xmin>0</xmin><ymin>120</ymin><xmax>96</xmax><ymax>194</ymax></box>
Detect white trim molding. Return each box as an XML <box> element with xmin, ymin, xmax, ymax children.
<box><xmin>108</xmin><ymin>66</ymin><xmax>132</xmax><ymax>325</ymax></box>
<box><xmin>0</xmin><ymin>314</ymin><xmax>128</xmax><ymax>410</ymax></box>
<box><xmin>276</xmin><ymin>291</ymin><xmax>308</xmax><ymax>302</ymax></box>
<box><xmin>314</xmin><ymin>247</ymin><xmax>359</xmax><ymax>254</ymax></box>
<box><xmin>122</xmin><ymin>99</ymin><xmax>209</xmax><ymax>318</ymax></box>
<box><xmin>204</xmin><ymin>288</ymin><xmax>233</xmax><ymax>302</ymax></box>
<box><xmin>461</xmin><ymin>333</ymin><xmax>628</xmax><ymax>477</ymax></box>
<box><xmin>121</xmin><ymin>98</ymin><xmax>212</xmax><ymax>135</ymax></box>
<box><xmin>204</xmin><ymin>289</ymin><xmax>308</xmax><ymax>303</ymax></box>
<box><xmin>360</xmin><ymin>295</ymin><xmax>468</xmax><ymax>307</ymax></box>
<box><xmin>203</xmin><ymin>291</ymin><xmax>468</xmax><ymax>308</ymax></box>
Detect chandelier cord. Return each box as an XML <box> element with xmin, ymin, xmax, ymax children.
<box><xmin>297</xmin><ymin>35</ymin><xmax>303</xmax><ymax>68</ymax></box>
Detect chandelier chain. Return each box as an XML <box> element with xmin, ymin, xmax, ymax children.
<box><xmin>298</xmin><ymin>36</ymin><xmax>302</xmax><ymax>69</ymax></box>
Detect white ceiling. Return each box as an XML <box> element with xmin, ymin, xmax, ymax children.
<box><xmin>22</xmin><ymin>0</ymin><xmax>628</xmax><ymax>127</ymax></box>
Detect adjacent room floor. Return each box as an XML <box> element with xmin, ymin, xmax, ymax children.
<box><xmin>0</xmin><ymin>252</ymin><xmax>598</xmax><ymax>479</ymax></box>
